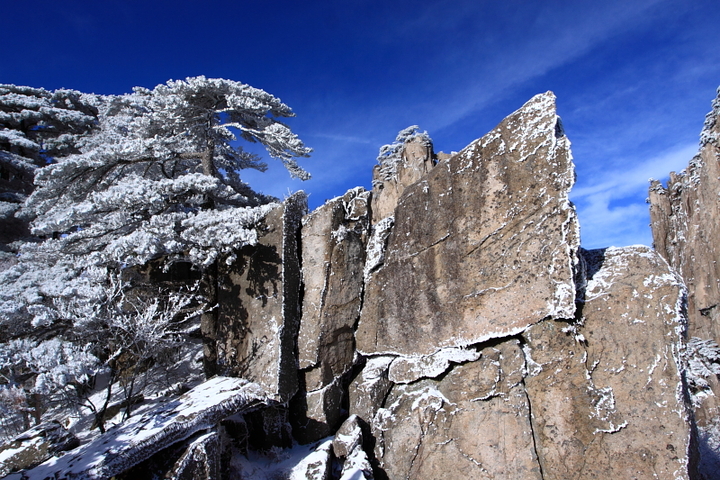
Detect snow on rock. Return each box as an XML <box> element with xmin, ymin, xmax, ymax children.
<box><xmin>22</xmin><ymin>377</ymin><xmax>269</xmax><ymax>479</ymax></box>
<box><xmin>371</xmin><ymin>127</ymin><xmax>435</xmax><ymax>223</ymax></box>
<box><xmin>363</xmin><ymin>216</ymin><xmax>393</xmax><ymax>282</ymax></box>
<box><xmin>231</xmin><ymin>438</ymin><xmax>333</xmax><ymax>480</ymax></box>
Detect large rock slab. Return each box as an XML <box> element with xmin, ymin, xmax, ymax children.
<box><xmin>292</xmin><ymin>187</ymin><xmax>370</xmax><ymax>443</ymax></box>
<box><xmin>298</xmin><ymin>187</ymin><xmax>369</xmax><ymax>380</ymax></box>
<box><xmin>213</xmin><ymin>192</ymin><xmax>306</xmax><ymax>401</ymax></box>
<box><xmin>523</xmin><ymin>247</ymin><xmax>695</xmax><ymax>479</ymax></box>
<box><xmin>23</xmin><ymin>377</ymin><xmax>268</xmax><ymax>480</ymax></box>
<box><xmin>371</xmin><ymin>339</ymin><xmax>542</xmax><ymax>479</ymax></box>
<box><xmin>357</xmin><ymin>92</ymin><xmax>579</xmax><ymax>356</ymax></box>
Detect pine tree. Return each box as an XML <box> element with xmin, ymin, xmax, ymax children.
<box><xmin>0</xmin><ymin>77</ymin><xmax>311</xmax><ymax>432</ymax></box>
<box><xmin>0</xmin><ymin>85</ymin><xmax>97</xmax><ymax>254</ymax></box>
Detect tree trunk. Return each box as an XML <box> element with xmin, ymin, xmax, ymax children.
<box><xmin>200</xmin><ymin>260</ymin><xmax>219</xmax><ymax>379</ymax></box>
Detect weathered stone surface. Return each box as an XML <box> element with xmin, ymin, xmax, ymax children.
<box><xmin>372</xmin><ymin>340</ymin><xmax>543</xmax><ymax>479</ymax></box>
<box><xmin>292</xmin><ymin>187</ymin><xmax>369</xmax><ymax>443</ymax></box>
<box><xmin>523</xmin><ymin>247</ymin><xmax>695</xmax><ymax>479</ymax></box>
<box><xmin>371</xmin><ymin>136</ymin><xmax>435</xmax><ymax>223</ymax></box>
<box><xmin>348</xmin><ymin>356</ymin><xmax>394</xmax><ymax>424</ymax></box>
<box><xmin>24</xmin><ymin>377</ymin><xmax>268</xmax><ymax>479</ymax></box>
<box><xmin>0</xmin><ymin>422</ymin><xmax>79</xmax><ymax>477</ymax></box>
<box><xmin>166</xmin><ymin>430</ymin><xmax>221</xmax><ymax>480</ymax></box>
<box><xmin>291</xmin><ymin>376</ymin><xmax>345</xmax><ymax>444</ymax></box>
<box><xmin>357</xmin><ymin>92</ymin><xmax>579</xmax><ymax>356</ymax></box>
<box><xmin>298</xmin><ymin>187</ymin><xmax>369</xmax><ymax>379</ymax></box>
<box><xmin>213</xmin><ymin>192</ymin><xmax>306</xmax><ymax>401</ymax></box>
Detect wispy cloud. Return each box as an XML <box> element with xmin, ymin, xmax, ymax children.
<box><xmin>571</xmin><ymin>142</ymin><xmax>697</xmax><ymax>248</ymax></box>
<box><xmin>418</xmin><ymin>0</ymin><xmax>671</xmax><ymax>131</ymax></box>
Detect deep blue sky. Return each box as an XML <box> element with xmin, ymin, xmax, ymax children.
<box><xmin>2</xmin><ymin>0</ymin><xmax>719</xmax><ymax>248</ymax></box>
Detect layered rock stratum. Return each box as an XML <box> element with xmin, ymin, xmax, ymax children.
<box><xmin>10</xmin><ymin>90</ymin><xmax>718</xmax><ymax>480</ymax></box>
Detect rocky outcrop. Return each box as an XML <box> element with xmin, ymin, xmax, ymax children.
<box><xmin>357</xmin><ymin>92</ymin><xmax>579</xmax><ymax>357</ymax></box>
<box><xmin>649</xmin><ymin>88</ymin><xmax>720</xmax><ymax>342</ymax></box>
<box><xmin>0</xmin><ymin>422</ymin><xmax>79</xmax><ymax>477</ymax></box>
<box><xmin>359</xmin><ymin>246</ymin><xmax>693</xmax><ymax>479</ymax></box>
<box><xmin>525</xmin><ymin>247</ymin><xmax>693</xmax><ymax>479</ymax></box>
<box><xmin>649</xmin><ymin>86</ymin><xmax>720</xmax><ymax>479</ymax></box>
<box><xmin>370</xmin><ymin>129</ymin><xmax>436</xmax><ymax>223</ymax></box>
<box><xmin>13</xmin><ymin>91</ymin><xmax>711</xmax><ymax>480</ymax></box>
<box><xmin>292</xmin><ymin>187</ymin><xmax>370</xmax><ymax>443</ymax></box>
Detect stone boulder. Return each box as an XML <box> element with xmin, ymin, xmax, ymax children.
<box><xmin>357</xmin><ymin>92</ymin><xmax>580</xmax><ymax>357</ymax></box>
<box><xmin>333</xmin><ymin>415</ymin><xmax>375</xmax><ymax>480</ymax></box>
<box><xmin>0</xmin><ymin>422</ymin><xmax>79</xmax><ymax>477</ymax></box>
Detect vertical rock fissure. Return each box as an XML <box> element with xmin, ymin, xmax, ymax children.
<box><xmin>522</xmin><ymin>378</ymin><xmax>545</xmax><ymax>480</ymax></box>
<box><xmin>518</xmin><ymin>336</ymin><xmax>546</xmax><ymax>480</ymax></box>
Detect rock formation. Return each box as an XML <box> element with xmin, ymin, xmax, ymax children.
<box><xmin>357</xmin><ymin>92</ymin><xmax>579</xmax><ymax>358</ymax></box>
<box><xmin>12</xmin><ymin>91</ymin><xmax>711</xmax><ymax>479</ymax></box>
<box><xmin>649</xmin><ymin>86</ymin><xmax>720</xmax><ymax>479</ymax></box>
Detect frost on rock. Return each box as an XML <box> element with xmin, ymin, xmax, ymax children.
<box><xmin>521</xmin><ymin>246</ymin><xmax>693</xmax><ymax>479</ymax></box>
<box><xmin>371</xmin><ymin>340</ymin><xmax>542</xmax><ymax>479</ymax></box>
<box><xmin>363</xmin><ymin>216</ymin><xmax>394</xmax><ymax>281</ymax></box>
<box><xmin>373</xmin><ymin>126</ymin><xmax>432</xmax><ymax>187</ymax></box>
<box><xmin>685</xmin><ymin>337</ymin><xmax>720</xmax><ymax>407</ymax></box>
<box><xmin>387</xmin><ymin>347</ymin><xmax>481</xmax><ymax>384</ymax></box>
<box><xmin>648</xmin><ymin>84</ymin><xmax>720</xmax><ymax>475</ymax></box>
<box><xmin>699</xmin><ymin>86</ymin><xmax>720</xmax><ymax>147</ymax></box>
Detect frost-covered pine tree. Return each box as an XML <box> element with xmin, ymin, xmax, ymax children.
<box><xmin>25</xmin><ymin>76</ymin><xmax>311</xmax><ymax>268</ymax></box>
<box><xmin>0</xmin><ymin>85</ymin><xmax>97</xmax><ymax>254</ymax></box>
<box><xmin>0</xmin><ymin>77</ymin><xmax>311</xmax><ymax>432</ymax></box>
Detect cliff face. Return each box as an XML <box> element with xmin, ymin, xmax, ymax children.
<box><xmin>15</xmin><ymin>92</ymin><xmax>706</xmax><ymax>480</ymax></box>
<box><xmin>649</xmin><ymin>87</ymin><xmax>720</xmax><ymax>479</ymax></box>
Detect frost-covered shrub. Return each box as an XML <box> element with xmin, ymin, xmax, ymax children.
<box><xmin>0</xmin><ymin>338</ymin><xmax>101</xmax><ymax>436</ymax></box>
<box><xmin>686</xmin><ymin>337</ymin><xmax>720</xmax><ymax>407</ymax></box>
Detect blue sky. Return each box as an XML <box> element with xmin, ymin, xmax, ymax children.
<box><xmin>2</xmin><ymin>0</ymin><xmax>719</xmax><ymax>248</ymax></box>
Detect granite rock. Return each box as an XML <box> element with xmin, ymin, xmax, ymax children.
<box><xmin>357</xmin><ymin>92</ymin><xmax>580</xmax><ymax>356</ymax></box>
